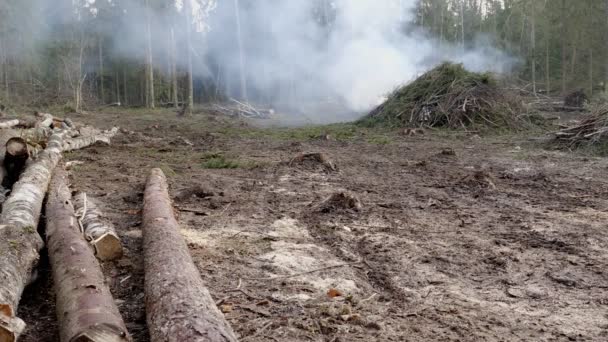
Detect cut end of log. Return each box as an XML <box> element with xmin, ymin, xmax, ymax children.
<box><xmin>5</xmin><ymin>138</ymin><xmax>28</xmax><ymax>158</ymax></box>
<box><xmin>0</xmin><ymin>305</ymin><xmax>11</xmax><ymax>317</ymax></box>
<box><xmin>93</xmin><ymin>232</ymin><xmax>123</xmax><ymax>261</ymax></box>
<box><xmin>71</xmin><ymin>323</ymin><xmax>130</xmax><ymax>342</ymax></box>
<box><xmin>0</xmin><ymin>313</ymin><xmax>25</xmax><ymax>342</ymax></box>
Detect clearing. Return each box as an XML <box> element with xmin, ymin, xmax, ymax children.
<box><xmin>17</xmin><ymin>109</ymin><xmax>608</xmax><ymax>342</ymax></box>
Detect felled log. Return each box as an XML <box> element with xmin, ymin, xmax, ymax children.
<box><xmin>46</xmin><ymin>167</ymin><xmax>131</xmax><ymax>342</ymax></box>
<box><xmin>73</xmin><ymin>192</ymin><xmax>123</xmax><ymax>261</ymax></box>
<box><xmin>3</xmin><ymin>138</ymin><xmax>29</xmax><ymax>188</ymax></box>
<box><xmin>143</xmin><ymin>168</ymin><xmax>238</xmax><ymax>342</ymax></box>
<box><xmin>63</xmin><ymin>127</ymin><xmax>119</xmax><ymax>152</ymax></box>
<box><xmin>0</xmin><ymin>120</ymin><xmax>20</xmax><ymax>129</ymax></box>
<box><xmin>34</xmin><ymin>112</ymin><xmax>54</xmax><ymax>129</ymax></box>
<box><xmin>0</xmin><ymin>130</ymin><xmax>66</xmax><ymax>342</ymax></box>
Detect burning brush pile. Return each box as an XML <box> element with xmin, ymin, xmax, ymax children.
<box><xmin>360</xmin><ymin>62</ymin><xmax>525</xmax><ymax>129</ymax></box>
<box><xmin>551</xmin><ymin>105</ymin><xmax>608</xmax><ymax>151</ymax></box>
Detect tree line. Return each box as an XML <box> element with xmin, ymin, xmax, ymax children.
<box><xmin>1</xmin><ymin>0</ymin><xmax>607</xmax><ymax>111</ymax></box>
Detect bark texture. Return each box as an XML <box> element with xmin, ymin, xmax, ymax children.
<box><xmin>0</xmin><ymin>130</ymin><xmax>66</xmax><ymax>342</ymax></box>
<box><xmin>143</xmin><ymin>168</ymin><xmax>238</xmax><ymax>342</ymax></box>
<box><xmin>46</xmin><ymin>167</ymin><xmax>131</xmax><ymax>342</ymax></box>
<box><xmin>73</xmin><ymin>192</ymin><xmax>123</xmax><ymax>261</ymax></box>
<box><xmin>0</xmin><ymin>120</ymin><xmax>19</xmax><ymax>129</ymax></box>
<box><xmin>63</xmin><ymin>127</ymin><xmax>118</xmax><ymax>152</ymax></box>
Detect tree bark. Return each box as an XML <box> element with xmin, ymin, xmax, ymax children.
<box><xmin>170</xmin><ymin>27</ymin><xmax>178</xmax><ymax>109</ymax></box>
<box><xmin>99</xmin><ymin>37</ymin><xmax>105</xmax><ymax>105</ymax></box>
<box><xmin>73</xmin><ymin>192</ymin><xmax>122</xmax><ymax>261</ymax></box>
<box><xmin>62</xmin><ymin>127</ymin><xmax>118</xmax><ymax>152</ymax></box>
<box><xmin>233</xmin><ymin>0</ymin><xmax>247</xmax><ymax>101</ymax></box>
<box><xmin>185</xmin><ymin>0</ymin><xmax>194</xmax><ymax>115</ymax></box>
<box><xmin>0</xmin><ymin>130</ymin><xmax>66</xmax><ymax>342</ymax></box>
<box><xmin>0</xmin><ymin>120</ymin><xmax>20</xmax><ymax>129</ymax></box>
<box><xmin>46</xmin><ymin>167</ymin><xmax>131</xmax><ymax>342</ymax></box>
<box><xmin>143</xmin><ymin>168</ymin><xmax>238</xmax><ymax>342</ymax></box>
<box><xmin>145</xmin><ymin>0</ymin><xmax>155</xmax><ymax>109</ymax></box>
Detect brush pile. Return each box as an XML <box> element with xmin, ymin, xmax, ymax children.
<box><xmin>361</xmin><ymin>63</ymin><xmax>525</xmax><ymax>129</ymax></box>
<box><xmin>551</xmin><ymin>105</ymin><xmax>608</xmax><ymax>149</ymax></box>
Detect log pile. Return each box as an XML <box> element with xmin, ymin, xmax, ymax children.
<box><xmin>0</xmin><ymin>111</ymin><xmax>238</xmax><ymax>341</ymax></box>
<box><xmin>0</xmin><ymin>112</ymin><xmax>123</xmax><ymax>341</ymax></box>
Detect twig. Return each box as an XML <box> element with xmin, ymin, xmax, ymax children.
<box><xmin>242</xmin><ymin>322</ymin><xmax>273</xmax><ymax>342</ymax></box>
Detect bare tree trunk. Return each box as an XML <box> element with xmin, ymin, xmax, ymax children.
<box><xmin>115</xmin><ymin>71</ymin><xmax>121</xmax><ymax>104</ymax></box>
<box><xmin>545</xmin><ymin>27</ymin><xmax>550</xmax><ymax>94</ymax></box>
<box><xmin>0</xmin><ymin>130</ymin><xmax>66</xmax><ymax>342</ymax></box>
<box><xmin>73</xmin><ymin>192</ymin><xmax>123</xmax><ymax>261</ymax></box>
<box><xmin>0</xmin><ymin>120</ymin><xmax>20</xmax><ymax>129</ymax></box>
<box><xmin>123</xmin><ymin>67</ymin><xmax>128</xmax><ymax>106</ymax></box>
<box><xmin>145</xmin><ymin>0</ymin><xmax>155</xmax><ymax>109</ymax></box>
<box><xmin>99</xmin><ymin>37</ymin><xmax>105</xmax><ymax>104</ymax></box>
<box><xmin>530</xmin><ymin>2</ymin><xmax>536</xmax><ymax>96</ymax></box>
<box><xmin>561</xmin><ymin>0</ymin><xmax>567</xmax><ymax>94</ymax></box>
<box><xmin>234</xmin><ymin>0</ymin><xmax>248</xmax><ymax>100</ymax></box>
<box><xmin>185</xmin><ymin>1</ymin><xmax>194</xmax><ymax>115</ymax></box>
<box><xmin>589</xmin><ymin>48</ymin><xmax>593</xmax><ymax>97</ymax></box>
<box><xmin>143</xmin><ymin>168</ymin><xmax>238</xmax><ymax>342</ymax></box>
<box><xmin>170</xmin><ymin>27</ymin><xmax>179</xmax><ymax>109</ymax></box>
<box><xmin>46</xmin><ymin>167</ymin><xmax>131</xmax><ymax>342</ymax></box>
<box><xmin>460</xmin><ymin>0</ymin><xmax>465</xmax><ymax>48</ymax></box>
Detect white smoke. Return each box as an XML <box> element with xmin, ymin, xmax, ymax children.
<box><xmin>204</xmin><ymin>0</ymin><xmax>516</xmax><ymax>118</ymax></box>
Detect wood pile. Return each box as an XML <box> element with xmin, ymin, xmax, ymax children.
<box><xmin>551</xmin><ymin>105</ymin><xmax>608</xmax><ymax>149</ymax></box>
<box><xmin>0</xmin><ymin>112</ymin><xmax>237</xmax><ymax>341</ymax></box>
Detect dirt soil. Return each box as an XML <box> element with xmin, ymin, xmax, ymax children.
<box><xmin>16</xmin><ymin>109</ymin><xmax>608</xmax><ymax>342</ymax></box>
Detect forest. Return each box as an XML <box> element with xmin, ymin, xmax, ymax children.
<box><xmin>0</xmin><ymin>1</ymin><xmax>608</xmax><ymax>342</ymax></box>
<box><xmin>1</xmin><ymin>0</ymin><xmax>607</xmax><ymax>112</ymax></box>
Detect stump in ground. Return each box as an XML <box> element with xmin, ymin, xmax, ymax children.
<box><xmin>143</xmin><ymin>168</ymin><xmax>238</xmax><ymax>342</ymax></box>
<box><xmin>46</xmin><ymin>167</ymin><xmax>131</xmax><ymax>342</ymax></box>
<box><xmin>289</xmin><ymin>152</ymin><xmax>337</xmax><ymax>172</ymax></box>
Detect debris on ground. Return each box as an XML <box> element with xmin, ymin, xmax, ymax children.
<box><xmin>289</xmin><ymin>152</ymin><xmax>338</xmax><ymax>172</ymax></box>
<box><xmin>315</xmin><ymin>192</ymin><xmax>362</xmax><ymax>213</ymax></box>
<box><xmin>564</xmin><ymin>89</ymin><xmax>588</xmax><ymax>108</ymax></box>
<box><xmin>551</xmin><ymin>105</ymin><xmax>608</xmax><ymax>150</ymax></box>
<box><xmin>361</xmin><ymin>62</ymin><xmax>526</xmax><ymax>129</ymax></box>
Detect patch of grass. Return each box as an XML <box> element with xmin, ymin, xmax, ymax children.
<box><xmin>367</xmin><ymin>134</ymin><xmax>393</xmax><ymax>145</ymax></box>
<box><xmin>224</xmin><ymin>123</ymin><xmax>361</xmax><ymax>142</ymax></box>
<box><xmin>200</xmin><ymin>152</ymin><xmax>262</xmax><ymax>169</ymax></box>
<box><xmin>159</xmin><ymin>164</ymin><xmax>177</xmax><ymax>177</ymax></box>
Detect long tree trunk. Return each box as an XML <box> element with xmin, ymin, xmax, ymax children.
<box><xmin>99</xmin><ymin>37</ymin><xmax>105</xmax><ymax>104</ymax></box>
<box><xmin>561</xmin><ymin>0</ymin><xmax>567</xmax><ymax>94</ymax></box>
<box><xmin>170</xmin><ymin>27</ymin><xmax>178</xmax><ymax>109</ymax></box>
<box><xmin>143</xmin><ymin>168</ymin><xmax>238</xmax><ymax>342</ymax></box>
<box><xmin>73</xmin><ymin>192</ymin><xmax>123</xmax><ymax>261</ymax></box>
<box><xmin>185</xmin><ymin>0</ymin><xmax>194</xmax><ymax>115</ymax></box>
<box><xmin>530</xmin><ymin>2</ymin><xmax>536</xmax><ymax>96</ymax></box>
<box><xmin>46</xmin><ymin>167</ymin><xmax>131</xmax><ymax>342</ymax></box>
<box><xmin>145</xmin><ymin>0</ymin><xmax>155</xmax><ymax>109</ymax></box>
<box><xmin>234</xmin><ymin>0</ymin><xmax>248</xmax><ymax>101</ymax></box>
<box><xmin>0</xmin><ymin>130</ymin><xmax>66</xmax><ymax>342</ymax></box>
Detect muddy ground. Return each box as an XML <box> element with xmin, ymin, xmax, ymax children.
<box><xmin>16</xmin><ymin>109</ymin><xmax>608</xmax><ymax>341</ymax></box>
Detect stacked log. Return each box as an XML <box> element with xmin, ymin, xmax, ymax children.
<box><xmin>0</xmin><ymin>130</ymin><xmax>66</xmax><ymax>341</ymax></box>
<box><xmin>46</xmin><ymin>167</ymin><xmax>131</xmax><ymax>342</ymax></box>
<box><xmin>143</xmin><ymin>168</ymin><xmax>238</xmax><ymax>342</ymax></box>
<box><xmin>0</xmin><ymin>115</ymin><xmax>122</xmax><ymax>341</ymax></box>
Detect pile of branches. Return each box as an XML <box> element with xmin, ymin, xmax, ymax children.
<box><xmin>211</xmin><ymin>98</ymin><xmax>273</xmax><ymax>119</ymax></box>
<box><xmin>361</xmin><ymin>62</ymin><xmax>526</xmax><ymax>129</ymax></box>
<box><xmin>551</xmin><ymin>105</ymin><xmax>608</xmax><ymax>149</ymax></box>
